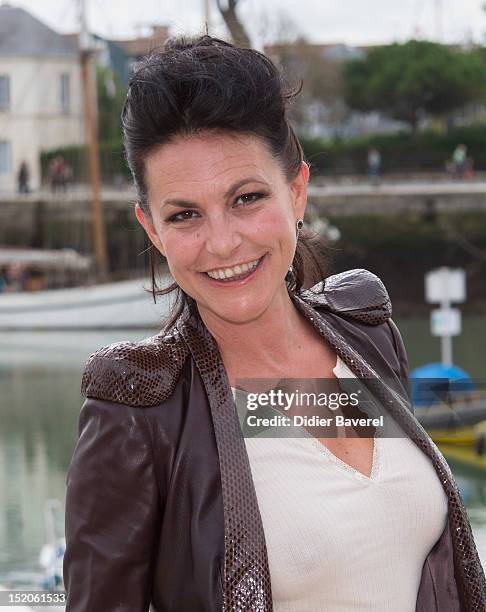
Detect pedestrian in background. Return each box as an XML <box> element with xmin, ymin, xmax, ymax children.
<box><xmin>17</xmin><ymin>160</ymin><xmax>30</xmax><ymax>193</ymax></box>
<box><xmin>451</xmin><ymin>144</ymin><xmax>467</xmax><ymax>179</ymax></box>
<box><xmin>367</xmin><ymin>147</ymin><xmax>381</xmax><ymax>184</ymax></box>
<box><xmin>48</xmin><ymin>155</ymin><xmax>69</xmax><ymax>193</ymax></box>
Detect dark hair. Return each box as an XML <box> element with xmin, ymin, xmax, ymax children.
<box><xmin>122</xmin><ymin>33</ymin><xmax>330</xmax><ymax>330</ymax></box>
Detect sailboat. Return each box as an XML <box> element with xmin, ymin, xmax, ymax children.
<box><xmin>0</xmin><ymin>266</ymin><xmax>172</xmax><ymax>330</ymax></box>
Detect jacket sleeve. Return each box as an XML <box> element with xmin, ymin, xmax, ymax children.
<box><xmin>387</xmin><ymin>318</ymin><xmax>413</xmax><ymax>411</ymax></box>
<box><xmin>63</xmin><ymin>396</ymin><xmax>162</xmax><ymax>612</ymax></box>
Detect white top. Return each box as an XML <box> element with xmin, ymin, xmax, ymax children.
<box><xmin>231</xmin><ymin>356</ymin><xmax>449</xmax><ymax>612</ymax></box>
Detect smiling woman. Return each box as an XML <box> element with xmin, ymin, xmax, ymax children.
<box><xmin>62</xmin><ymin>33</ymin><xmax>486</xmax><ymax>612</ymax></box>
<box><xmin>121</xmin><ymin>34</ymin><xmax>328</xmax><ymax>331</ymax></box>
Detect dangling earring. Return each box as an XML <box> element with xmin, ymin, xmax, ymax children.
<box><xmin>285</xmin><ymin>264</ymin><xmax>296</xmax><ymax>284</ymax></box>
<box><xmin>286</xmin><ymin>219</ymin><xmax>303</xmax><ymax>285</ymax></box>
<box><xmin>296</xmin><ymin>218</ymin><xmax>304</xmax><ymax>238</ymax></box>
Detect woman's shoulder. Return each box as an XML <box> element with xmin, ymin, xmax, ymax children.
<box><xmin>80</xmin><ymin>329</ymin><xmax>190</xmax><ymax>407</ymax></box>
<box><xmin>300</xmin><ymin>268</ymin><xmax>411</xmax><ymax>401</ymax></box>
<box><xmin>299</xmin><ymin>268</ymin><xmax>392</xmax><ymax>326</ymax></box>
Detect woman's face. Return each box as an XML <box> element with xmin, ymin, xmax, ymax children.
<box><xmin>136</xmin><ymin>131</ymin><xmax>309</xmax><ymax>325</ymax></box>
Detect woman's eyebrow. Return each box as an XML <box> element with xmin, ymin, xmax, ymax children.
<box><xmin>161</xmin><ymin>177</ymin><xmax>269</xmax><ymax>208</ymax></box>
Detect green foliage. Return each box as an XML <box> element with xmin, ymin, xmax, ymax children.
<box><xmin>42</xmin><ymin>121</ymin><xmax>486</xmax><ymax>182</ymax></box>
<box><xmin>40</xmin><ymin>145</ymin><xmax>88</xmax><ymax>183</ymax></box>
<box><xmin>40</xmin><ymin>139</ymin><xmax>130</xmax><ymax>183</ymax></box>
<box><xmin>300</xmin><ymin>123</ymin><xmax>486</xmax><ymax>174</ymax></box>
<box><xmin>344</xmin><ymin>41</ymin><xmax>486</xmax><ymax>129</ymax></box>
<box><xmin>96</xmin><ymin>65</ymin><xmax>126</xmax><ymax>143</ymax></box>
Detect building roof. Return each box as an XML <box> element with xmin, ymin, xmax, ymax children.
<box><xmin>264</xmin><ymin>42</ymin><xmax>366</xmax><ymax>62</ymax></box>
<box><xmin>111</xmin><ymin>25</ymin><xmax>170</xmax><ymax>59</ymax></box>
<box><xmin>0</xmin><ymin>5</ymin><xmax>78</xmax><ymax>57</ymax></box>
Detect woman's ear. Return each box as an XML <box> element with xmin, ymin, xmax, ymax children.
<box><xmin>134</xmin><ymin>202</ymin><xmax>166</xmax><ymax>257</ymax></box>
<box><xmin>290</xmin><ymin>161</ymin><xmax>309</xmax><ymax>220</ymax></box>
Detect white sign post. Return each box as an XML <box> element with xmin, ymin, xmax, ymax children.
<box><xmin>425</xmin><ymin>267</ymin><xmax>465</xmax><ymax>366</ymax></box>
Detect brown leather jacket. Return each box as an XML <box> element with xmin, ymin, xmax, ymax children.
<box><xmin>63</xmin><ymin>269</ymin><xmax>486</xmax><ymax>611</ymax></box>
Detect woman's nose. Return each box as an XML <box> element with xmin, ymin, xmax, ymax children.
<box><xmin>204</xmin><ymin>218</ymin><xmax>243</xmax><ymax>257</ymax></box>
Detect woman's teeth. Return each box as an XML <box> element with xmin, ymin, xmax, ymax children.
<box><xmin>206</xmin><ymin>257</ymin><xmax>262</xmax><ymax>280</ymax></box>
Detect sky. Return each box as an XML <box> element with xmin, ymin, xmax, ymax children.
<box><xmin>6</xmin><ymin>0</ymin><xmax>486</xmax><ymax>48</ymax></box>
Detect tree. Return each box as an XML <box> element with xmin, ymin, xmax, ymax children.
<box><xmin>268</xmin><ymin>39</ymin><xmax>348</xmax><ymax>136</ymax></box>
<box><xmin>255</xmin><ymin>8</ymin><xmax>302</xmax><ymax>47</ymax></box>
<box><xmin>215</xmin><ymin>0</ymin><xmax>251</xmax><ymax>47</ymax></box>
<box><xmin>343</xmin><ymin>40</ymin><xmax>486</xmax><ymax>131</ymax></box>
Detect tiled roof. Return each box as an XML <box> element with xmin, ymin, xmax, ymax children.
<box><xmin>0</xmin><ymin>5</ymin><xmax>78</xmax><ymax>57</ymax></box>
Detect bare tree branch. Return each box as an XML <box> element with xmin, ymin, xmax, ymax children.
<box><xmin>215</xmin><ymin>0</ymin><xmax>252</xmax><ymax>47</ymax></box>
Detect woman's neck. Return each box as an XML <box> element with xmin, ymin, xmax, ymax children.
<box><xmin>196</xmin><ymin>287</ymin><xmax>315</xmax><ymax>380</ymax></box>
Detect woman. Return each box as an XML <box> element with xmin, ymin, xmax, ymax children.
<box><xmin>63</xmin><ymin>35</ymin><xmax>486</xmax><ymax>611</ymax></box>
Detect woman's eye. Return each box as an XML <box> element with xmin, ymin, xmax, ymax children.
<box><xmin>235</xmin><ymin>192</ymin><xmax>265</xmax><ymax>206</ymax></box>
<box><xmin>167</xmin><ymin>210</ymin><xmax>199</xmax><ymax>223</ymax></box>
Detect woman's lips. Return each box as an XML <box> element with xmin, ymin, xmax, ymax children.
<box><xmin>203</xmin><ymin>254</ymin><xmax>266</xmax><ymax>286</ymax></box>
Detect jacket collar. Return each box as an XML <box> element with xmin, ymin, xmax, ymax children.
<box><xmin>298</xmin><ymin>267</ymin><xmax>392</xmax><ymax>325</ymax></box>
<box><xmin>176</xmin><ymin>271</ymin><xmax>476</xmax><ymax>611</ymax></box>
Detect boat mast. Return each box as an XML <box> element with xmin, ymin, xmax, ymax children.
<box><xmin>203</xmin><ymin>0</ymin><xmax>211</xmax><ymax>34</ymax></box>
<box><xmin>78</xmin><ymin>0</ymin><xmax>108</xmax><ymax>281</ymax></box>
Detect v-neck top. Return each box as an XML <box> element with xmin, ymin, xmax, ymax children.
<box><xmin>230</xmin><ymin>355</ymin><xmax>449</xmax><ymax>611</ymax></box>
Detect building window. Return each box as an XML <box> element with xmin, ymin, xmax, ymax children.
<box><xmin>0</xmin><ymin>75</ymin><xmax>10</xmax><ymax>111</ymax></box>
<box><xmin>0</xmin><ymin>141</ymin><xmax>12</xmax><ymax>174</ymax></box>
<box><xmin>60</xmin><ymin>73</ymin><xmax>70</xmax><ymax>113</ymax></box>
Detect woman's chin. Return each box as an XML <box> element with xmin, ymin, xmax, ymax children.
<box><xmin>201</xmin><ymin>296</ymin><xmax>271</xmax><ymax>326</ymax></box>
